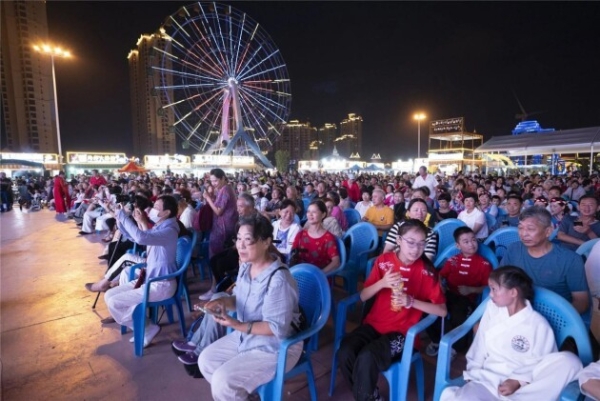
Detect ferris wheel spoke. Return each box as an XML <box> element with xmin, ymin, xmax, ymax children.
<box><xmin>234</xmin><ymin>23</ymin><xmax>259</xmax><ymax>76</ymax></box>
<box><xmin>197</xmin><ymin>3</ymin><xmax>232</xmax><ymax>76</ymax></box>
<box><xmin>213</xmin><ymin>7</ymin><xmax>232</xmax><ymax>75</ymax></box>
<box><xmin>239</xmin><ymin>86</ymin><xmax>289</xmax><ymax>115</ymax></box>
<box><xmin>173</xmin><ymin>89</ymin><xmax>222</xmax><ymax>126</ymax></box>
<box><xmin>161</xmin><ymin>94</ymin><xmax>200</xmax><ymax>110</ymax></box>
<box><xmin>239</xmin><ymin>62</ymin><xmax>286</xmax><ymax>82</ymax></box>
<box><xmin>232</xmin><ymin>12</ymin><xmax>247</xmax><ymax>75</ymax></box>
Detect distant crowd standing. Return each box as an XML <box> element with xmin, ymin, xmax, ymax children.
<box><xmin>5</xmin><ymin>165</ymin><xmax>600</xmax><ymax>400</ymax></box>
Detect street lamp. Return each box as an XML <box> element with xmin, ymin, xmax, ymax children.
<box><xmin>33</xmin><ymin>43</ymin><xmax>71</xmax><ymax>163</ymax></box>
<box><xmin>413</xmin><ymin>112</ymin><xmax>426</xmax><ymax>159</ymax></box>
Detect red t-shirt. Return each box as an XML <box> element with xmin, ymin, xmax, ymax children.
<box><xmin>292</xmin><ymin>229</ymin><xmax>339</xmax><ymax>269</ymax></box>
<box><xmin>439</xmin><ymin>254</ymin><xmax>492</xmax><ymax>302</ymax></box>
<box><xmin>362</xmin><ymin>252</ymin><xmax>445</xmax><ymax>346</ymax></box>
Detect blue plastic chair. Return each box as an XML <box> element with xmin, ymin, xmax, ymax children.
<box><xmin>483</xmin><ymin>226</ymin><xmax>520</xmax><ymax>262</ymax></box>
<box><xmin>302</xmin><ymin>198</ymin><xmax>310</xmax><ymax>220</ymax></box>
<box><xmin>343</xmin><ymin>208</ymin><xmax>361</xmax><ymax>229</ymax></box>
<box><xmin>484</xmin><ymin>212</ymin><xmax>497</xmax><ymax>234</ymax></box>
<box><xmin>120</xmin><ymin>235</ymin><xmax>194</xmax><ymax>357</ymax></box>
<box><xmin>329</xmin><ymin>261</ymin><xmax>436</xmax><ymax>401</ymax></box>
<box><xmin>331</xmin><ymin>222</ymin><xmax>379</xmax><ymax>296</ymax></box>
<box><xmin>433</xmin><ymin>286</ymin><xmax>593</xmax><ymax>401</ymax></box>
<box><xmin>255</xmin><ymin>264</ymin><xmax>331</xmax><ymax>401</ymax></box>
<box><xmin>433</xmin><ymin>242</ymin><xmax>499</xmax><ymax>270</ymax></box>
<box><xmin>433</xmin><ymin>219</ymin><xmax>467</xmax><ymax>256</ymax></box>
<box><xmin>181</xmin><ymin>231</ymin><xmax>198</xmax><ymax>312</ymax></box>
<box><xmin>191</xmin><ymin>231</ymin><xmax>211</xmax><ymax>280</ymax></box>
<box><xmin>576</xmin><ymin>238</ymin><xmax>600</xmax><ymax>259</ymax></box>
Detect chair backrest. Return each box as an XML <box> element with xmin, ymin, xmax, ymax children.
<box><xmin>483</xmin><ymin>227</ymin><xmax>520</xmax><ymax>261</ymax></box>
<box><xmin>176</xmin><ymin>235</ymin><xmax>195</xmax><ymax>270</ymax></box>
<box><xmin>290</xmin><ymin>264</ymin><xmax>332</xmax><ymax>350</ymax></box>
<box><xmin>433</xmin><ymin>242</ymin><xmax>499</xmax><ymax>269</ymax></box>
<box><xmin>432</xmin><ymin>218</ymin><xmax>467</xmax><ymax>254</ymax></box>
<box><xmin>484</xmin><ymin>212</ymin><xmax>497</xmax><ymax>233</ymax></box>
<box><xmin>532</xmin><ymin>286</ymin><xmax>593</xmax><ymax>366</ymax></box>
<box><xmin>576</xmin><ymin>238</ymin><xmax>600</xmax><ymax>259</ymax></box>
<box><xmin>342</xmin><ymin>222</ymin><xmax>378</xmax><ymax>266</ymax></box>
<box><xmin>302</xmin><ymin>198</ymin><xmax>310</xmax><ymax>219</ymax></box>
<box><xmin>335</xmin><ymin>236</ymin><xmax>348</xmax><ymax>270</ymax></box>
<box><xmin>343</xmin><ymin>208</ymin><xmax>361</xmax><ymax>229</ymax></box>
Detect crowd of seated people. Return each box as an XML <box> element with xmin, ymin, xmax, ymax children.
<box><xmin>30</xmin><ymin>165</ymin><xmax>599</xmax><ymax>400</ymax></box>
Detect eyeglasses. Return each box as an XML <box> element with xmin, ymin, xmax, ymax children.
<box><xmin>236</xmin><ymin>237</ymin><xmax>258</xmax><ymax>247</ymax></box>
<box><xmin>399</xmin><ymin>237</ymin><xmax>426</xmax><ymax>249</ymax></box>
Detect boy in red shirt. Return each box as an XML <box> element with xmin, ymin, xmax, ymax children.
<box><xmin>426</xmin><ymin>226</ymin><xmax>493</xmax><ymax>356</ymax></box>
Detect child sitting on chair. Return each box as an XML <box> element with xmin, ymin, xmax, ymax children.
<box><xmin>338</xmin><ymin>219</ymin><xmax>447</xmax><ymax>401</ymax></box>
<box><xmin>440</xmin><ymin>266</ymin><xmax>582</xmax><ymax>401</ymax></box>
<box><xmin>426</xmin><ymin>226</ymin><xmax>493</xmax><ymax>356</ymax></box>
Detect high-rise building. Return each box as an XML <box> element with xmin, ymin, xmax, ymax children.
<box><xmin>1</xmin><ymin>1</ymin><xmax>57</xmax><ymax>153</ymax></box>
<box><xmin>274</xmin><ymin>120</ymin><xmax>316</xmax><ymax>162</ymax></box>
<box><xmin>128</xmin><ymin>32</ymin><xmax>175</xmax><ymax>157</ymax></box>
<box><xmin>318</xmin><ymin>123</ymin><xmax>337</xmax><ymax>157</ymax></box>
<box><xmin>337</xmin><ymin>113</ymin><xmax>363</xmax><ymax>158</ymax></box>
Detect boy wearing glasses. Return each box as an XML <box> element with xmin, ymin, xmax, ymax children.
<box><xmin>426</xmin><ymin>226</ymin><xmax>493</xmax><ymax>356</ymax></box>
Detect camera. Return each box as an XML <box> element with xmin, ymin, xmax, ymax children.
<box><xmin>116</xmin><ymin>194</ymin><xmax>132</xmax><ymax>204</ymax></box>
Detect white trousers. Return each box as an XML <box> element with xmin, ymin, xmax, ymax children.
<box><xmin>440</xmin><ymin>352</ymin><xmax>582</xmax><ymax>401</ymax></box>
<box><xmin>103</xmin><ymin>253</ymin><xmax>145</xmax><ymax>282</ymax></box>
<box><xmin>95</xmin><ymin>212</ymin><xmax>114</xmax><ymax>231</ymax></box>
<box><xmin>82</xmin><ymin>207</ymin><xmax>103</xmax><ymax>233</ymax></box>
<box><xmin>104</xmin><ymin>279</ymin><xmax>176</xmax><ymax>328</ymax></box>
<box><xmin>198</xmin><ymin>332</ymin><xmax>303</xmax><ymax>401</ymax></box>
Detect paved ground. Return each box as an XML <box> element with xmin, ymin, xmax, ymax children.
<box><xmin>0</xmin><ymin>208</ymin><xmax>465</xmax><ymax>400</ymax></box>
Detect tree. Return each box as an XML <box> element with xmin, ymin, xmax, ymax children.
<box><xmin>274</xmin><ymin>150</ymin><xmax>290</xmax><ymax>172</ymax></box>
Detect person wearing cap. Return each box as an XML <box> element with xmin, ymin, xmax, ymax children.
<box><xmin>412</xmin><ymin>166</ymin><xmax>437</xmax><ymax>200</ymax></box>
<box><xmin>343</xmin><ymin>174</ymin><xmax>361</xmax><ymax>203</ymax></box>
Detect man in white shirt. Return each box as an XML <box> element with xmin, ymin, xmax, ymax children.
<box><xmin>413</xmin><ymin>166</ymin><xmax>437</xmax><ymax>200</ymax></box>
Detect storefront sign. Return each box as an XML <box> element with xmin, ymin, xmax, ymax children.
<box><xmin>144</xmin><ymin>154</ymin><xmax>191</xmax><ymax>168</ymax></box>
<box><xmin>67</xmin><ymin>152</ymin><xmax>128</xmax><ymax>164</ymax></box>
<box><xmin>430</xmin><ymin>117</ymin><xmax>464</xmax><ymax>134</ymax></box>
<box><xmin>1</xmin><ymin>152</ymin><xmax>59</xmax><ymax>163</ymax></box>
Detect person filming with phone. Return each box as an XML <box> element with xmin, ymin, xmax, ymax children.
<box><xmin>556</xmin><ymin>195</ymin><xmax>600</xmax><ymax>251</ymax></box>
<box><xmin>198</xmin><ymin>214</ymin><xmax>303</xmax><ymax>401</ymax></box>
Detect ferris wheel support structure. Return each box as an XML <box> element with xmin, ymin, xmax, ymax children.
<box><xmin>221</xmin><ymin>78</ymin><xmax>273</xmax><ymax>168</ymax></box>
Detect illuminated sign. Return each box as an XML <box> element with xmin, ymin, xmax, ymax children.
<box><xmin>428</xmin><ymin>152</ymin><xmax>464</xmax><ymax>161</ymax></box>
<box><xmin>232</xmin><ymin>156</ymin><xmax>254</xmax><ymax>166</ymax></box>
<box><xmin>298</xmin><ymin>160</ymin><xmax>320</xmax><ymax>170</ymax></box>
<box><xmin>67</xmin><ymin>152</ymin><xmax>129</xmax><ymax>164</ymax></box>
<box><xmin>0</xmin><ymin>152</ymin><xmax>59</xmax><ymax>163</ymax></box>
<box><xmin>192</xmin><ymin>155</ymin><xmax>232</xmax><ymax>166</ymax></box>
<box><xmin>430</xmin><ymin>117</ymin><xmax>464</xmax><ymax>134</ymax></box>
<box><xmin>144</xmin><ymin>154</ymin><xmax>191</xmax><ymax>168</ymax></box>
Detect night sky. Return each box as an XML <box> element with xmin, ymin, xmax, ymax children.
<box><xmin>45</xmin><ymin>1</ymin><xmax>600</xmax><ymax>160</ymax></box>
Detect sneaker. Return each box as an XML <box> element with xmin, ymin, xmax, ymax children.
<box><xmin>172</xmin><ymin>339</ymin><xmax>197</xmax><ymax>353</ymax></box>
<box><xmin>198</xmin><ymin>289</ymin><xmax>215</xmax><ymax>301</ymax></box>
<box><xmin>142</xmin><ymin>324</ymin><xmax>161</xmax><ymax>348</ymax></box>
<box><xmin>425</xmin><ymin>342</ymin><xmax>439</xmax><ymax>356</ymax></box>
<box><xmin>178</xmin><ymin>351</ymin><xmax>199</xmax><ymax>365</ymax></box>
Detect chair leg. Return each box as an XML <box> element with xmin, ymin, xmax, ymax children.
<box><xmin>414</xmin><ymin>356</ymin><xmax>425</xmax><ymax>401</ymax></box>
<box><xmin>329</xmin><ymin>349</ymin><xmax>338</xmax><ymax>396</ymax></box>
<box><xmin>132</xmin><ymin>304</ymin><xmax>146</xmax><ymax>357</ymax></box>
<box><xmin>305</xmin><ymin>363</ymin><xmax>318</xmax><ymax>401</ymax></box>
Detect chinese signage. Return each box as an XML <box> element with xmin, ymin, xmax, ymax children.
<box><xmin>428</xmin><ymin>152</ymin><xmax>464</xmax><ymax>161</ymax></box>
<box><xmin>67</xmin><ymin>152</ymin><xmax>128</xmax><ymax>165</ymax></box>
<box><xmin>144</xmin><ymin>154</ymin><xmax>191</xmax><ymax>168</ymax></box>
<box><xmin>1</xmin><ymin>152</ymin><xmax>59</xmax><ymax>164</ymax></box>
<box><xmin>192</xmin><ymin>155</ymin><xmax>255</xmax><ymax>166</ymax></box>
<box><xmin>298</xmin><ymin>160</ymin><xmax>320</xmax><ymax>171</ymax></box>
<box><xmin>430</xmin><ymin>117</ymin><xmax>464</xmax><ymax>134</ymax></box>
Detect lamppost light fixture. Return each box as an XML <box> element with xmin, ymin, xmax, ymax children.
<box><xmin>32</xmin><ymin>42</ymin><xmax>72</xmax><ymax>163</ymax></box>
<box><xmin>413</xmin><ymin>112</ymin><xmax>427</xmax><ymax>159</ymax></box>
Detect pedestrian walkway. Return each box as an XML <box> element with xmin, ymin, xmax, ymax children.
<box><xmin>0</xmin><ymin>208</ymin><xmax>455</xmax><ymax>400</ymax></box>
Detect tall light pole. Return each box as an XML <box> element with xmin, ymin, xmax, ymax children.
<box><xmin>33</xmin><ymin>44</ymin><xmax>71</xmax><ymax>164</ymax></box>
<box><xmin>413</xmin><ymin>112</ymin><xmax>426</xmax><ymax>159</ymax></box>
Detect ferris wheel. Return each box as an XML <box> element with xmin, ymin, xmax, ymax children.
<box><xmin>154</xmin><ymin>2</ymin><xmax>291</xmax><ymax>168</ymax></box>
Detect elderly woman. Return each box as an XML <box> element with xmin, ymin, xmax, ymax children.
<box><xmin>291</xmin><ymin>199</ymin><xmax>340</xmax><ymax>273</ymax></box>
<box><xmin>104</xmin><ymin>195</ymin><xmax>180</xmax><ymax>348</ymax></box>
<box><xmin>204</xmin><ymin>168</ymin><xmax>239</xmax><ymax>258</ymax></box>
<box><xmin>198</xmin><ymin>215</ymin><xmax>303</xmax><ymax>400</ymax></box>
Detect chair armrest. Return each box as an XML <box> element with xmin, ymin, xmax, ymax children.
<box><xmin>560</xmin><ymin>380</ymin><xmax>584</xmax><ymax>401</ymax></box>
<box><xmin>334</xmin><ymin>292</ymin><xmax>362</xmax><ymax>342</ymax></box>
<box><xmin>400</xmin><ymin>313</ymin><xmax>438</xmax><ymax>367</ymax></box>
<box><xmin>436</xmin><ymin>299</ymin><xmax>487</xmax><ymax>389</ymax></box>
<box><xmin>127</xmin><ymin>263</ymin><xmax>147</xmax><ymax>280</ymax></box>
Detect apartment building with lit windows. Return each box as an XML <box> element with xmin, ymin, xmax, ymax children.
<box><xmin>1</xmin><ymin>0</ymin><xmax>56</xmax><ymax>153</ymax></box>
<box><xmin>127</xmin><ymin>32</ymin><xmax>175</xmax><ymax>157</ymax></box>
